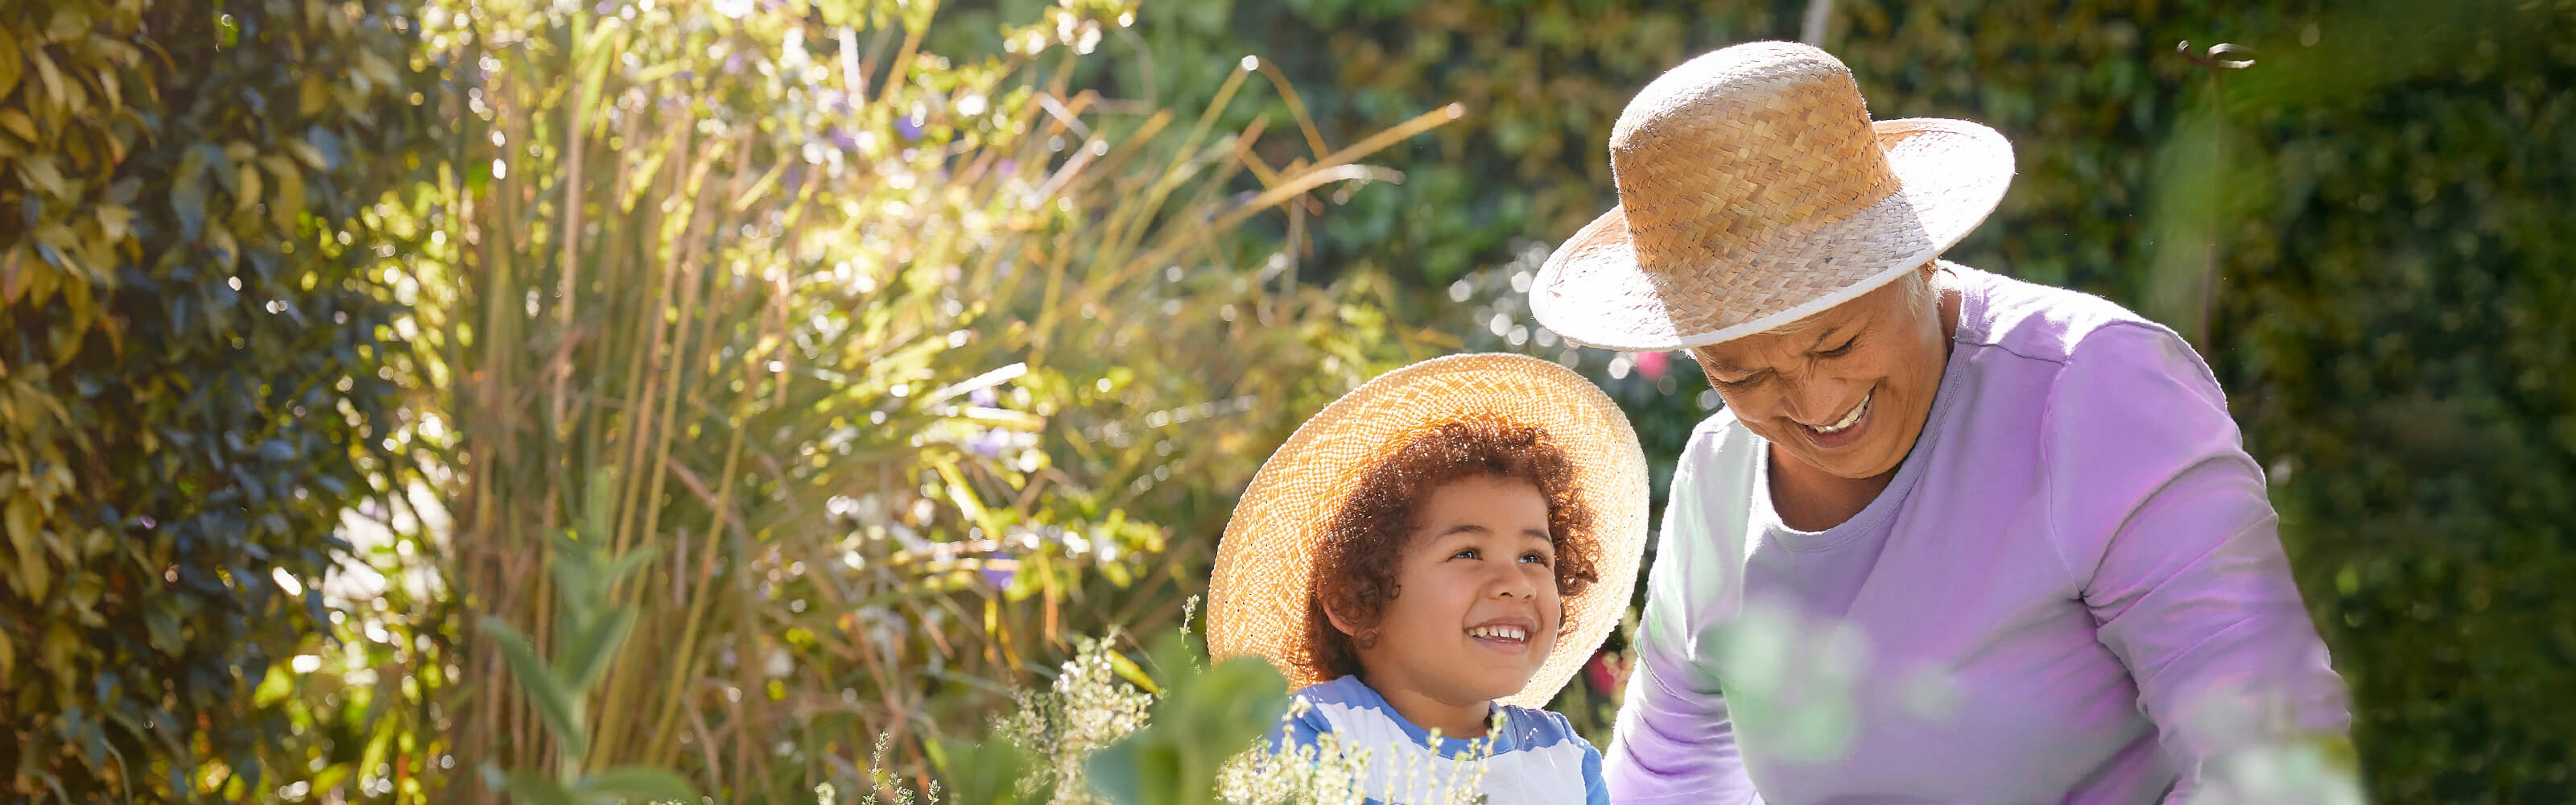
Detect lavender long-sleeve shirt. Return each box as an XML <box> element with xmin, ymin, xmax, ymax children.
<box><xmin>1607</xmin><ymin>264</ymin><xmax>2349</xmax><ymax>803</ymax></box>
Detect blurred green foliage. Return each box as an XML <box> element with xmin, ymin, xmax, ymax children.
<box><xmin>0</xmin><ymin>0</ymin><xmax>443</xmax><ymax>799</ymax></box>
<box><xmin>478</xmin><ymin>488</ymin><xmax>699</xmax><ymax>805</ymax></box>
<box><xmin>1084</xmin><ymin>642</ymin><xmax>1290</xmax><ymax>805</ymax></box>
<box><xmin>2203</xmin><ymin>5</ymin><xmax>2576</xmax><ymax>800</ymax></box>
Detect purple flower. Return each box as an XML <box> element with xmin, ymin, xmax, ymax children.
<box><xmin>894</xmin><ymin>115</ymin><xmax>923</xmax><ymax>142</ymax></box>
<box><xmin>969</xmin><ymin>386</ymin><xmax>999</xmax><ymax>407</ymax></box>
<box><xmin>980</xmin><ymin>551</ymin><xmax>1015</xmax><ymax>588</ymax></box>
<box><xmin>965</xmin><ymin>428</ymin><xmax>1009</xmax><ymax>457</ymax></box>
<box><xmin>829</xmin><ymin>127</ymin><xmax>858</xmax><ymax>151</ymax></box>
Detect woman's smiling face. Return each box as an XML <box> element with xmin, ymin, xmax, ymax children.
<box><xmin>1688</xmin><ymin>265</ymin><xmax>1951</xmax><ymax>481</ymax></box>
<box><xmin>1335</xmin><ymin>474</ymin><xmax>1563</xmax><ymax>710</ymax></box>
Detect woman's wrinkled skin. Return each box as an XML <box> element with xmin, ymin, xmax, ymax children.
<box><xmin>1688</xmin><ymin>262</ymin><xmax>1963</xmax><ymax>531</ymax></box>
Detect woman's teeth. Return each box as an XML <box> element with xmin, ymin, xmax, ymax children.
<box><xmin>1468</xmin><ymin>625</ymin><xmax>1528</xmax><ymax>643</ymax></box>
<box><xmin>1810</xmin><ymin>393</ymin><xmax>1870</xmax><ymax>434</ymax></box>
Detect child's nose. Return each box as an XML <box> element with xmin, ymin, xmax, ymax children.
<box><xmin>1488</xmin><ymin>566</ymin><xmax>1539</xmax><ymax>599</ymax></box>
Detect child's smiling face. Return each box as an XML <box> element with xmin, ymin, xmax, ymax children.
<box><xmin>1330</xmin><ymin>474</ymin><xmax>1563</xmax><ymax>715</ymax></box>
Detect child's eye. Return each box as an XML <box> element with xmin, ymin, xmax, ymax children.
<box><xmin>1520</xmin><ymin>551</ymin><xmax>1551</xmax><ymax>566</ymax></box>
<box><xmin>1451</xmin><ymin>547</ymin><xmax>1480</xmax><ymax>560</ymax></box>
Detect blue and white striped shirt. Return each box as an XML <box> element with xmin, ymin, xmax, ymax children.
<box><xmin>1270</xmin><ymin>675</ymin><xmax>1610</xmax><ymax>805</ymax></box>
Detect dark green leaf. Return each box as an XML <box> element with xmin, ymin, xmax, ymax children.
<box><xmin>557</xmin><ymin>606</ymin><xmax>634</xmax><ymax>691</ymax></box>
<box><xmin>576</xmin><ymin>766</ymin><xmax>698</xmax><ymax>803</ymax></box>
<box><xmin>479</xmin><ymin>617</ymin><xmax>588</xmax><ymax>758</ymax></box>
<box><xmin>505</xmin><ymin>769</ymin><xmax>579</xmax><ymax>805</ymax></box>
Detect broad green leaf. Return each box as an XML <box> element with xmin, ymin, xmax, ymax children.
<box><xmin>480</xmin><ymin>617</ymin><xmax>588</xmax><ymax>758</ymax></box>
<box><xmin>931</xmin><ymin>739</ymin><xmax>1038</xmax><ymax>805</ymax></box>
<box><xmin>233</xmin><ymin>163</ymin><xmax>262</xmax><ymax>213</ymax></box>
<box><xmin>263</xmin><ymin>156</ymin><xmax>304</xmax><ymax>232</ymax></box>
<box><xmin>207</xmin><ymin>225</ymin><xmax>239</xmax><ymax>270</ymax></box>
<box><xmin>171</xmin><ymin>143</ymin><xmax>213</xmax><ymax>241</ymax></box>
<box><xmin>1084</xmin><ymin>738</ymin><xmax>1177</xmax><ymax>805</ymax></box>
<box><xmin>6</xmin><ymin>495</ymin><xmax>47</xmax><ymax>601</ymax></box>
<box><xmin>15</xmin><ymin>155</ymin><xmax>68</xmax><ymax>198</ymax></box>
<box><xmin>0</xmin><ymin>109</ymin><xmax>35</xmax><ymax>142</ymax></box>
<box><xmin>94</xmin><ymin>204</ymin><xmax>134</xmax><ymax>244</ymax></box>
<box><xmin>576</xmin><ymin>766</ymin><xmax>697</xmax><ymax>803</ymax></box>
<box><xmin>557</xmin><ymin>606</ymin><xmax>634</xmax><ymax>691</ymax></box>
<box><xmin>505</xmin><ymin>769</ymin><xmax>578</xmax><ymax>805</ymax></box>
<box><xmin>29</xmin><ymin>47</ymin><xmax>65</xmax><ymax>110</ymax></box>
<box><xmin>0</xmin><ymin>33</ymin><xmax>19</xmax><ymax>101</ymax></box>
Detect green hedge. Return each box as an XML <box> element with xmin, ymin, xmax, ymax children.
<box><xmin>0</xmin><ymin>0</ymin><xmax>441</xmax><ymax>799</ymax></box>
<box><xmin>1022</xmin><ymin>0</ymin><xmax>2573</xmax><ymax>799</ymax></box>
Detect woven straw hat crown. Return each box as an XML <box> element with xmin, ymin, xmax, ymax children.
<box><xmin>1532</xmin><ymin>41</ymin><xmax>2014</xmax><ymax>350</ymax></box>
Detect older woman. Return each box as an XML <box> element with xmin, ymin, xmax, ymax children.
<box><xmin>1529</xmin><ymin>42</ymin><xmax>2350</xmax><ymax>803</ymax></box>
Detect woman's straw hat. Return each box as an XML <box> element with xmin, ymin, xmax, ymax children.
<box><xmin>1205</xmin><ymin>353</ymin><xmax>1648</xmax><ymax>708</ymax></box>
<box><xmin>1533</xmin><ymin>41</ymin><xmax>2015</xmax><ymax>351</ymax></box>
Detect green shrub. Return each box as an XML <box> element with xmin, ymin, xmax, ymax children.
<box><xmin>360</xmin><ymin>0</ymin><xmax>1455</xmax><ymax>799</ymax></box>
<box><xmin>0</xmin><ymin>0</ymin><xmax>442</xmax><ymax>799</ymax></box>
<box><xmin>2202</xmin><ymin>4</ymin><xmax>2576</xmax><ymax>799</ymax></box>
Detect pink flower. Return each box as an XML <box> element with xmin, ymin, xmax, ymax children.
<box><xmin>1633</xmin><ymin>350</ymin><xmax>1671</xmax><ymax>382</ymax></box>
<box><xmin>1584</xmin><ymin>650</ymin><xmax>1634</xmax><ymax>699</ymax></box>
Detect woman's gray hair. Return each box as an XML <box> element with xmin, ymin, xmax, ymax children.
<box><xmin>1757</xmin><ymin>262</ymin><xmax>1935</xmax><ymax>336</ymax></box>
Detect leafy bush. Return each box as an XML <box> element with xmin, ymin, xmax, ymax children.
<box><xmin>2195</xmin><ymin>4</ymin><xmax>2576</xmax><ymax>799</ymax></box>
<box><xmin>322</xmin><ymin>0</ymin><xmax>1459</xmax><ymax>799</ymax></box>
<box><xmin>0</xmin><ymin>0</ymin><xmax>442</xmax><ymax>799</ymax></box>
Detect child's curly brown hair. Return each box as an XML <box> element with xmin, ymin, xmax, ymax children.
<box><xmin>1299</xmin><ymin>417</ymin><xmax>1601</xmax><ymax>683</ymax></box>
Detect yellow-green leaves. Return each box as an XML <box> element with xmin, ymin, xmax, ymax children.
<box><xmin>481</xmin><ymin>525</ymin><xmax>696</xmax><ymax>805</ymax></box>
<box><xmin>0</xmin><ymin>0</ymin><xmax>443</xmax><ymax>799</ymax></box>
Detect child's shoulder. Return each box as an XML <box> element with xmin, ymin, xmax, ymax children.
<box><xmin>1492</xmin><ymin>704</ymin><xmax>1596</xmax><ymax>753</ymax></box>
<box><xmin>1290</xmin><ymin>675</ymin><xmax>1382</xmax><ymax>708</ymax></box>
<box><xmin>1271</xmin><ymin>675</ymin><xmax>1383</xmax><ymax>747</ymax></box>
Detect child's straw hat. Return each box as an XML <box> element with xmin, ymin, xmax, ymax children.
<box><xmin>1206</xmin><ymin>353</ymin><xmax>1649</xmax><ymax>708</ymax></box>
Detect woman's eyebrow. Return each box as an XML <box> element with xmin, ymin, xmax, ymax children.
<box><xmin>1805</xmin><ymin>324</ymin><xmax>1849</xmax><ymax>353</ymax></box>
<box><xmin>1700</xmin><ymin>353</ymin><xmax>1759</xmax><ymax>375</ymax></box>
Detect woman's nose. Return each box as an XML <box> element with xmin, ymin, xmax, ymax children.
<box><xmin>1781</xmin><ymin>378</ymin><xmax>1858</xmax><ymax>425</ymax></box>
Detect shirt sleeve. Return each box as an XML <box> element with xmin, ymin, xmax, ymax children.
<box><xmin>2039</xmin><ymin>322</ymin><xmax>2352</xmax><ymax>800</ymax></box>
<box><xmin>1266</xmin><ymin>692</ymin><xmax>1331</xmax><ymax>755</ymax></box>
<box><xmin>1604</xmin><ymin>432</ymin><xmax>1765</xmax><ymax>805</ymax></box>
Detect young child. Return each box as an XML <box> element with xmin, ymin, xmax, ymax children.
<box><xmin>1206</xmin><ymin>353</ymin><xmax>1648</xmax><ymax>805</ymax></box>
